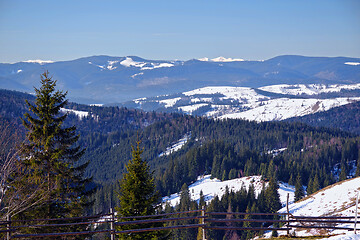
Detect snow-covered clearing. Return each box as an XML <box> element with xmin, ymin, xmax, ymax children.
<box><xmin>60</xmin><ymin>108</ymin><xmax>88</xmax><ymax>120</ymax></box>
<box><xmin>178</xmin><ymin>103</ymin><xmax>208</xmax><ymax>113</ymax></box>
<box><xmin>158</xmin><ymin>133</ymin><xmax>191</xmax><ymax>157</ymax></box>
<box><xmin>159</xmin><ymin>97</ymin><xmax>181</xmax><ymax>108</ymax></box>
<box><xmin>162</xmin><ymin>175</ymin><xmax>295</xmax><ymax>208</ymax></box>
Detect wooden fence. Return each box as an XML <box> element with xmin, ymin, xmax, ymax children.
<box><xmin>0</xmin><ymin>209</ymin><xmax>358</xmax><ymax>239</ymax></box>
<box><xmin>1</xmin><ymin>193</ymin><xmax>358</xmax><ymax>239</ymax></box>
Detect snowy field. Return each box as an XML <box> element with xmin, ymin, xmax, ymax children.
<box><xmin>276</xmin><ymin>177</ymin><xmax>360</xmax><ymax>238</ymax></box>
<box><xmin>162</xmin><ymin>175</ymin><xmax>295</xmax><ymax>207</ymax></box>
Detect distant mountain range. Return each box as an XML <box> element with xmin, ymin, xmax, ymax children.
<box><xmin>1</xmin><ymin>55</ymin><xmax>360</xmax><ymax>104</ymax></box>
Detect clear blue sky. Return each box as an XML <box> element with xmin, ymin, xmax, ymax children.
<box><xmin>0</xmin><ymin>0</ymin><xmax>359</xmax><ymax>62</ymax></box>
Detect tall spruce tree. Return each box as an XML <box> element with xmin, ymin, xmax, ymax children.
<box><xmin>12</xmin><ymin>71</ymin><xmax>93</xmax><ymax>236</ymax></box>
<box><xmin>116</xmin><ymin>140</ymin><xmax>165</xmax><ymax>239</ymax></box>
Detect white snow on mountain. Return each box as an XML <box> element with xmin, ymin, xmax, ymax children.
<box><xmin>120</xmin><ymin>57</ymin><xmax>174</xmax><ymax>70</ymax></box>
<box><xmin>60</xmin><ymin>108</ymin><xmax>89</xmax><ymax>120</ymax></box>
<box><xmin>220</xmin><ymin>97</ymin><xmax>360</xmax><ymax>121</ymax></box>
<box><xmin>106</xmin><ymin>60</ymin><xmax>119</xmax><ymax>70</ymax></box>
<box><xmin>131</xmin><ymin>84</ymin><xmax>360</xmax><ymax>121</ymax></box>
<box><xmin>159</xmin><ymin>97</ymin><xmax>181</xmax><ymax>108</ymax></box>
<box><xmin>159</xmin><ymin>133</ymin><xmax>191</xmax><ymax>157</ymax></box>
<box><xmin>23</xmin><ymin>60</ymin><xmax>54</xmax><ymax>65</ymax></box>
<box><xmin>184</xmin><ymin>86</ymin><xmax>269</xmax><ymax>104</ymax></box>
<box><xmin>345</xmin><ymin>62</ymin><xmax>360</xmax><ymax>66</ymax></box>
<box><xmin>162</xmin><ymin>175</ymin><xmax>295</xmax><ymax>208</ymax></box>
<box><xmin>198</xmin><ymin>57</ymin><xmax>244</xmax><ymax>62</ymax></box>
<box><xmin>178</xmin><ymin>103</ymin><xmax>208</xmax><ymax>113</ymax></box>
<box><xmin>259</xmin><ymin>83</ymin><xmax>360</xmax><ymax>96</ymax></box>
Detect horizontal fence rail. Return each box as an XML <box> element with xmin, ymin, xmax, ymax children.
<box><xmin>1</xmin><ymin>209</ymin><xmax>358</xmax><ymax>239</ymax></box>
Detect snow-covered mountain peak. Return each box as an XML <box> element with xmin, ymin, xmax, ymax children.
<box><xmin>120</xmin><ymin>57</ymin><xmax>174</xmax><ymax>70</ymax></box>
<box><xmin>345</xmin><ymin>62</ymin><xmax>360</xmax><ymax>66</ymax></box>
<box><xmin>22</xmin><ymin>59</ymin><xmax>54</xmax><ymax>65</ymax></box>
<box><xmin>198</xmin><ymin>56</ymin><xmax>245</xmax><ymax>62</ymax></box>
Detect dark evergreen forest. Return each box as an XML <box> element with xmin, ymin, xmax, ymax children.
<box><xmin>1</xmin><ymin>89</ymin><xmax>359</xmax><ymax>224</ymax></box>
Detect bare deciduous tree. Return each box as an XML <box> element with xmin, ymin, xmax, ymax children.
<box><xmin>0</xmin><ymin>122</ymin><xmax>49</xmax><ymax>220</ymax></box>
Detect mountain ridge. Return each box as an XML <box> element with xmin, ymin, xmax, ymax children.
<box><xmin>1</xmin><ymin>55</ymin><xmax>359</xmax><ymax>104</ymax></box>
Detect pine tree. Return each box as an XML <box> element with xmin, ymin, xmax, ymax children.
<box><xmin>312</xmin><ymin>174</ymin><xmax>320</xmax><ymax>192</ymax></box>
<box><xmin>339</xmin><ymin>164</ymin><xmax>347</xmax><ymax>181</ymax></box>
<box><xmin>11</xmin><ymin>71</ymin><xmax>93</xmax><ymax>236</ymax></box>
<box><xmin>356</xmin><ymin>155</ymin><xmax>360</xmax><ymax>177</ymax></box>
<box><xmin>116</xmin><ymin>140</ymin><xmax>164</xmax><ymax>239</ymax></box>
<box><xmin>265</xmin><ymin>177</ymin><xmax>281</xmax><ymax>213</ymax></box>
<box><xmin>294</xmin><ymin>174</ymin><xmax>305</xmax><ymax>202</ymax></box>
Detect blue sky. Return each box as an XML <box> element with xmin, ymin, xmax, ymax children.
<box><xmin>0</xmin><ymin>0</ymin><xmax>359</xmax><ymax>62</ymax></box>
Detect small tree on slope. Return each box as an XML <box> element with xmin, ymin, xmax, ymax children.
<box><xmin>116</xmin><ymin>140</ymin><xmax>166</xmax><ymax>239</ymax></box>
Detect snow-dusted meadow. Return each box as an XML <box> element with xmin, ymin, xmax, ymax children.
<box><xmin>162</xmin><ymin>175</ymin><xmax>295</xmax><ymax>207</ymax></box>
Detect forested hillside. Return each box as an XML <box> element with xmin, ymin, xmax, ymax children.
<box><xmin>286</xmin><ymin>101</ymin><xmax>360</xmax><ymax>134</ymax></box>
<box><xmin>1</xmin><ymin>89</ymin><xmax>359</xmax><ymax>216</ymax></box>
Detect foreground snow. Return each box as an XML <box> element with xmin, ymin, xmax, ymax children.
<box><xmin>276</xmin><ymin>177</ymin><xmax>360</xmax><ymax>238</ymax></box>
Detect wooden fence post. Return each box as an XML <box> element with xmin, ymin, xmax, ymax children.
<box><xmin>110</xmin><ymin>208</ymin><xmax>115</xmax><ymax>240</ymax></box>
<box><xmin>286</xmin><ymin>193</ymin><xmax>290</xmax><ymax>236</ymax></box>
<box><xmin>6</xmin><ymin>214</ymin><xmax>11</xmax><ymax>240</ymax></box>
<box><xmin>201</xmin><ymin>206</ymin><xmax>206</xmax><ymax>240</ymax></box>
<box><xmin>355</xmin><ymin>192</ymin><xmax>359</xmax><ymax>234</ymax></box>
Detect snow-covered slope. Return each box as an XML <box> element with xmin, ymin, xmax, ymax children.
<box><xmin>128</xmin><ymin>84</ymin><xmax>360</xmax><ymax>122</ymax></box>
<box><xmin>220</xmin><ymin>97</ymin><xmax>360</xmax><ymax>121</ymax></box>
<box><xmin>280</xmin><ymin>177</ymin><xmax>360</xmax><ymax>217</ymax></box>
<box><xmin>162</xmin><ymin>175</ymin><xmax>295</xmax><ymax>208</ymax></box>
<box><xmin>277</xmin><ymin>177</ymin><xmax>360</xmax><ymax>238</ymax></box>
<box><xmin>259</xmin><ymin>83</ymin><xmax>360</xmax><ymax>96</ymax></box>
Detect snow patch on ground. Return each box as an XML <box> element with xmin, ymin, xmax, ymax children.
<box><xmin>159</xmin><ymin>133</ymin><xmax>191</xmax><ymax>157</ymax></box>
<box><xmin>60</xmin><ymin>108</ymin><xmax>89</xmax><ymax>120</ymax></box>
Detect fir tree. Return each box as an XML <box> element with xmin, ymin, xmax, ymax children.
<box><xmin>115</xmin><ymin>140</ymin><xmax>164</xmax><ymax>239</ymax></box>
<box><xmin>265</xmin><ymin>177</ymin><xmax>281</xmax><ymax>213</ymax></box>
<box><xmin>294</xmin><ymin>174</ymin><xmax>305</xmax><ymax>202</ymax></box>
<box><xmin>11</xmin><ymin>71</ymin><xmax>93</xmax><ymax>237</ymax></box>
<box><xmin>339</xmin><ymin>164</ymin><xmax>347</xmax><ymax>181</ymax></box>
<box><xmin>356</xmin><ymin>154</ymin><xmax>360</xmax><ymax>177</ymax></box>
